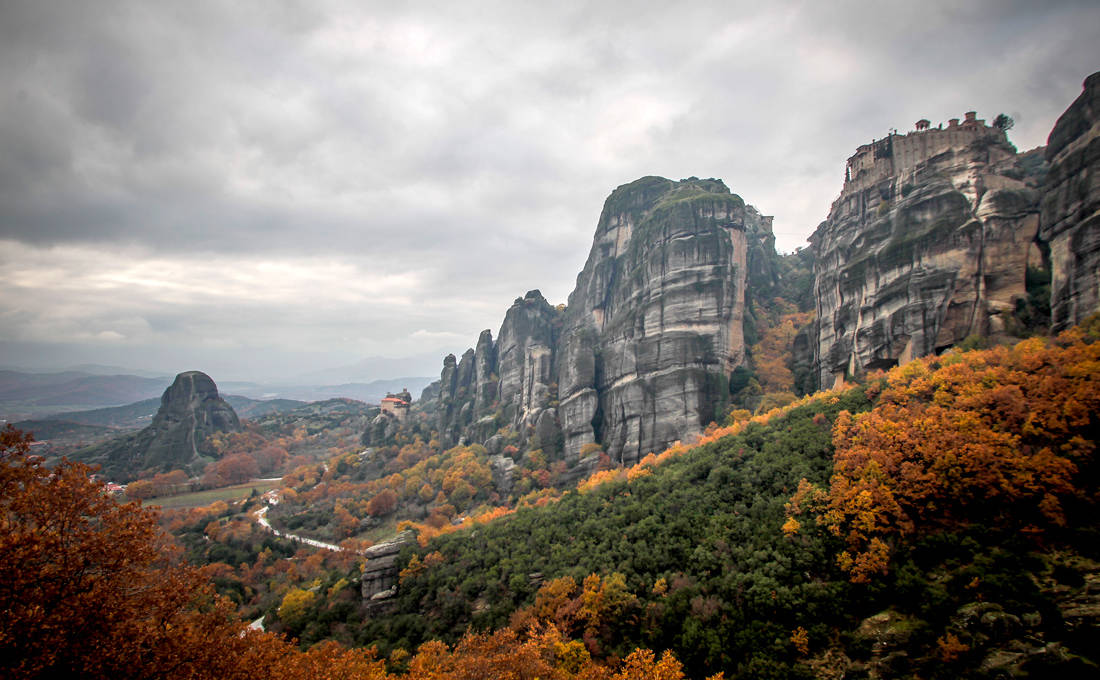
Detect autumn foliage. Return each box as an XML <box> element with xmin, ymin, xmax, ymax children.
<box><xmin>804</xmin><ymin>331</ymin><xmax>1100</xmax><ymax>582</ymax></box>
<box><xmin>752</xmin><ymin>310</ymin><xmax>813</xmax><ymax>395</ymax></box>
<box><xmin>401</xmin><ymin>624</ymin><xmax>701</xmax><ymax>680</ymax></box>
<box><xmin>0</xmin><ymin>425</ymin><xmax>701</xmax><ymax>679</ymax></box>
<box><xmin>525</xmin><ymin>573</ymin><xmax>641</xmax><ymax>656</ymax></box>
<box><xmin>0</xmin><ymin>424</ymin><xmax>391</xmax><ymax>679</ymax></box>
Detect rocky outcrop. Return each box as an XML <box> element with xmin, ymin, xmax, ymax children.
<box><xmin>556</xmin><ymin>177</ymin><xmax>771</xmax><ymax>464</ymax></box>
<box><xmin>488</xmin><ymin>454</ymin><xmax>517</xmax><ymax>496</ymax></box>
<box><xmin>423</xmin><ymin>176</ymin><xmax>775</xmax><ymax>467</ymax></box>
<box><xmin>361</xmin><ymin>531</ymin><xmax>415</xmax><ymax>616</ymax></box>
<box><xmin>73</xmin><ymin>371</ymin><xmax>241</xmax><ymax>481</ymax></box>
<box><xmin>362</xmin><ymin>411</ymin><xmax>401</xmax><ymax>447</ymax></box>
<box><xmin>473</xmin><ymin>329</ymin><xmax>497</xmax><ymax>412</ymax></box>
<box><xmin>435</xmin><ymin>291</ymin><xmax>563</xmax><ymax>451</ymax></box>
<box><xmin>1041</xmin><ymin>71</ymin><xmax>1100</xmax><ymax>331</ymax></box>
<box><xmin>809</xmin><ymin>114</ymin><xmax>1047</xmax><ymax>389</ymax></box>
<box><xmin>495</xmin><ymin>291</ymin><xmax>560</xmax><ymax>434</ymax></box>
<box><xmin>147</xmin><ymin>371</ymin><xmax>240</xmax><ymax>459</ymax></box>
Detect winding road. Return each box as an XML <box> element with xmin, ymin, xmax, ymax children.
<box><xmin>253</xmin><ymin>501</ymin><xmax>346</xmax><ymax>553</ymax></box>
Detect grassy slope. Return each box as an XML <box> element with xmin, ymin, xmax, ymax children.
<box><xmin>145</xmin><ymin>479</ymin><xmax>281</xmax><ymax>509</ymax></box>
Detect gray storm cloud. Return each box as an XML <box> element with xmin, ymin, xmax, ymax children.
<box><xmin>0</xmin><ymin>0</ymin><xmax>1097</xmax><ymax>380</ymax></box>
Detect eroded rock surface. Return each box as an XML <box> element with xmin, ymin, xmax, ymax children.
<box><xmin>424</xmin><ymin>176</ymin><xmax>774</xmax><ymax>466</ymax></box>
<box><xmin>73</xmin><ymin>371</ymin><xmax>241</xmax><ymax>480</ymax></box>
<box><xmin>810</xmin><ymin>114</ymin><xmax>1046</xmax><ymax>388</ymax></box>
<box><xmin>556</xmin><ymin>177</ymin><xmax>770</xmax><ymax>464</ymax></box>
<box><xmin>361</xmin><ymin>531</ymin><xmax>415</xmax><ymax>616</ymax></box>
<box><xmin>1041</xmin><ymin>71</ymin><xmax>1100</xmax><ymax>331</ymax></box>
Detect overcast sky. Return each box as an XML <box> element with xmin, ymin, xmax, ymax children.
<box><xmin>1</xmin><ymin>0</ymin><xmax>1097</xmax><ymax>383</ymax></box>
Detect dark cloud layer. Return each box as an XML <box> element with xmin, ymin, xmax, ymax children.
<box><xmin>1</xmin><ymin>1</ymin><xmax>1098</xmax><ymax>381</ymax></box>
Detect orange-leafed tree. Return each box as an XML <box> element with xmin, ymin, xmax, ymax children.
<box><xmin>529</xmin><ymin>572</ymin><xmax>640</xmax><ymax>656</ymax></box>
<box><xmin>216</xmin><ymin>452</ymin><xmax>260</xmax><ymax>485</ymax></box>
<box><xmin>366</xmin><ymin>488</ymin><xmax>399</xmax><ymax>517</ymax></box>
<box><xmin>402</xmin><ymin>624</ymin><xmax>694</xmax><ymax>680</ymax></box>
<box><xmin>334</xmin><ymin>501</ymin><xmax>360</xmax><ymax>538</ymax></box>
<box><xmin>152</xmin><ymin>468</ymin><xmax>191</xmax><ymax>493</ymax></box>
<box><xmin>751</xmin><ymin>311</ymin><xmax>812</xmax><ymax>395</ymax></box>
<box><xmin>253</xmin><ymin>444</ymin><xmax>290</xmax><ymax>475</ymax></box>
<box><xmin>1</xmin><ymin>425</ymin><xmax>215</xmax><ymax>677</ymax></box>
<box><xmin>820</xmin><ymin>331</ymin><xmax>1100</xmax><ymax>582</ymax></box>
<box><xmin>125</xmin><ymin>478</ymin><xmax>157</xmax><ymax>500</ymax></box>
<box><xmin>0</xmin><ymin>425</ymin><xmax>387</xmax><ymax>680</ymax></box>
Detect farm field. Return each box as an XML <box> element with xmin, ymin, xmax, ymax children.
<box><xmin>144</xmin><ymin>479</ymin><xmax>282</xmax><ymax>509</ymax></box>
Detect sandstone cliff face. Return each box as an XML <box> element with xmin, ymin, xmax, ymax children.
<box><xmin>75</xmin><ymin>370</ymin><xmax>241</xmax><ymax>480</ymax></box>
<box><xmin>809</xmin><ymin>118</ymin><xmax>1046</xmax><ymax>389</ymax></box>
<box><xmin>1041</xmin><ymin>72</ymin><xmax>1100</xmax><ymax>331</ymax></box>
<box><xmin>556</xmin><ymin>177</ymin><xmax>766</xmax><ymax>464</ymax></box>
<box><xmin>151</xmin><ymin>371</ymin><xmax>240</xmax><ymax>439</ymax></box>
<box><xmin>360</xmin><ymin>531</ymin><xmax>415</xmax><ymax>616</ymax></box>
<box><xmin>426</xmin><ymin>176</ymin><xmax>774</xmax><ymax>467</ymax></box>
<box><xmin>435</xmin><ymin>290</ymin><xmax>562</xmax><ymax>451</ymax></box>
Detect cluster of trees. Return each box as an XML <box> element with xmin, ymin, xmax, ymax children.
<box><xmin>734</xmin><ymin>245</ymin><xmax>817</xmax><ymax>410</ymax></box>
<box><xmin>733</xmin><ymin>305</ymin><xmax>813</xmax><ymax>412</ymax></box>
<box><xmin>0</xmin><ymin>424</ymin><xmax>715</xmax><ymax>679</ymax></box>
<box><xmin>788</xmin><ymin>328</ymin><xmax>1100</xmax><ymax>583</ymax></box>
<box><xmin>342</xmin><ymin>389</ymin><xmax>872</xmax><ymax>676</ymax></box>
<box><xmin>125</xmin><ymin>468</ymin><xmax>191</xmax><ymax>499</ymax></box>
<box><xmin>203</xmin><ymin>428</ymin><xmax>296</xmax><ymax>487</ymax></box>
<box><xmin>268</xmin><ymin>438</ymin><xmax>529</xmax><ymax>546</ymax></box>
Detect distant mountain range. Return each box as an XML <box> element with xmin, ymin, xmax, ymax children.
<box><xmin>12</xmin><ymin>393</ymin><xmax>307</xmax><ymax>432</ymax></box>
<box><xmin>216</xmin><ymin>377</ymin><xmax>435</xmax><ymax>404</ymax></box>
<box><xmin>289</xmin><ymin>354</ymin><xmax>444</xmax><ymax>385</ymax></box>
<box><xmin>62</xmin><ymin>364</ymin><xmax>171</xmax><ymax>379</ymax></box>
<box><xmin>0</xmin><ymin>369</ymin><xmax>434</xmax><ymax>423</ymax></box>
<box><xmin>0</xmin><ymin>370</ymin><xmax>169</xmax><ymax>414</ymax></box>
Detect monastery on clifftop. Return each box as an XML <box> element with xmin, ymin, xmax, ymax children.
<box><xmin>841</xmin><ymin>111</ymin><xmax>1006</xmax><ymax>196</ymax></box>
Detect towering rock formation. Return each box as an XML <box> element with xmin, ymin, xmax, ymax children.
<box><xmin>73</xmin><ymin>370</ymin><xmax>241</xmax><ymax>481</ymax></box>
<box><xmin>435</xmin><ymin>290</ymin><xmax>563</xmax><ymax>450</ymax></box>
<box><xmin>1041</xmin><ymin>72</ymin><xmax>1100</xmax><ymax>331</ymax></box>
<box><xmin>556</xmin><ymin>177</ymin><xmax>765</xmax><ymax>464</ymax></box>
<box><xmin>809</xmin><ymin>112</ymin><xmax>1047</xmax><ymax>389</ymax></box>
<box><xmin>494</xmin><ymin>290</ymin><xmax>561</xmax><ymax>436</ymax></box>
<box><xmin>422</xmin><ymin>177</ymin><xmax>775</xmax><ymax>467</ymax></box>
<box><xmin>416</xmin><ymin>79</ymin><xmax>1100</xmax><ymax>459</ymax></box>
